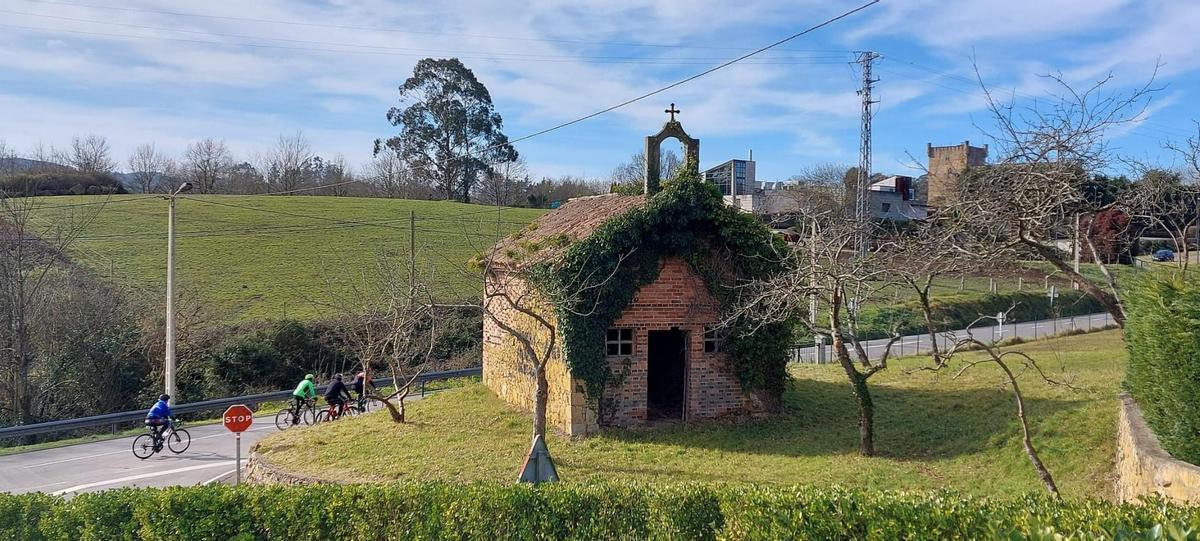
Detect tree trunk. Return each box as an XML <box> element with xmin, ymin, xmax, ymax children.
<box><xmin>1022</xmin><ymin>238</ymin><xmax>1125</xmax><ymax>327</ymax></box>
<box><xmin>833</xmin><ymin>336</ymin><xmax>874</xmax><ymax>456</ymax></box>
<box><xmin>995</xmin><ymin>358</ymin><xmax>1059</xmax><ymax>496</ymax></box>
<box><xmin>533</xmin><ymin>365</ymin><xmax>549</xmax><ymax>439</ymax></box>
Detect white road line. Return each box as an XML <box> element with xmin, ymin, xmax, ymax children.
<box><xmin>27</xmin><ymin>447</ymin><xmax>130</xmax><ymax>468</ymax></box>
<box><xmin>202</xmin><ymin>469</ymin><xmax>236</xmax><ymax>485</ymax></box>
<box><xmin>52</xmin><ymin>463</ymin><xmax>229</xmax><ymax>495</ymax></box>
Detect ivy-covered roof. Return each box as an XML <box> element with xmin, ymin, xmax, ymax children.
<box><xmin>489</xmin><ymin>193</ymin><xmax>645</xmax><ymax>268</ymax></box>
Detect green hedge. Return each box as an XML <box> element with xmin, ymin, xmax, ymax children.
<box><xmin>2</xmin><ymin>483</ymin><xmax>1198</xmax><ymax>540</ymax></box>
<box><xmin>1125</xmin><ymin>273</ymin><xmax>1200</xmax><ymax>464</ymax></box>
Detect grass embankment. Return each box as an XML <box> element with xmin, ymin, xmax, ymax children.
<box><xmin>257</xmin><ymin>331</ymin><xmax>1123</xmax><ymax>499</ymax></box>
<box><xmin>30</xmin><ymin>195</ymin><xmax>545</xmax><ymax>321</ymax></box>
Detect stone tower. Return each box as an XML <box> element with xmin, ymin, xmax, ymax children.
<box><xmin>927</xmin><ymin>141</ymin><xmax>987</xmax><ymax>206</ymax></box>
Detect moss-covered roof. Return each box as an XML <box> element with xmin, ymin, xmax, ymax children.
<box><xmin>489</xmin><ymin>193</ymin><xmax>645</xmax><ymax>267</ymax></box>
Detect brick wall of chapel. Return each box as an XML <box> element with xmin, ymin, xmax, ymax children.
<box><xmin>482</xmin><ymin>258</ymin><xmax>762</xmax><ymax>437</ymax></box>
<box><xmin>602</xmin><ymin>257</ymin><xmax>762</xmax><ymax>427</ymax></box>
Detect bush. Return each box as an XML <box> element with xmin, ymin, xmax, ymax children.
<box><xmin>0</xmin><ymin>171</ymin><xmax>126</xmax><ymax>197</ymax></box>
<box><xmin>1</xmin><ymin>483</ymin><xmax>1197</xmax><ymax>541</ymax></box>
<box><xmin>1124</xmin><ymin>273</ymin><xmax>1200</xmax><ymax>464</ymax></box>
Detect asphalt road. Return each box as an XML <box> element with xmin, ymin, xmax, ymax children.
<box><xmin>0</xmin><ymin>413</ymin><xmax>281</xmax><ymax>495</ymax></box>
<box><xmin>793</xmin><ymin>312</ymin><xmax>1115</xmax><ymax>363</ymax></box>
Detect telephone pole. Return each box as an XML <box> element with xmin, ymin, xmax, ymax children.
<box><xmin>855</xmin><ymin>51</ymin><xmax>879</xmax><ymax>256</ymax></box>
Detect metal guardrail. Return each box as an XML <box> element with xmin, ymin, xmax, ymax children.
<box><xmin>0</xmin><ymin>367</ymin><xmax>481</xmax><ymax>441</ymax></box>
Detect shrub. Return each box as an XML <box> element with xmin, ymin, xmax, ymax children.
<box><xmin>2</xmin><ymin>483</ymin><xmax>1198</xmax><ymax>541</ymax></box>
<box><xmin>1124</xmin><ymin>273</ymin><xmax>1200</xmax><ymax>464</ymax></box>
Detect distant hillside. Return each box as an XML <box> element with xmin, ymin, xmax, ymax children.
<box><xmin>28</xmin><ymin>195</ymin><xmax>547</xmax><ymax>321</ymax></box>
<box><xmin>0</xmin><ymin>157</ymin><xmax>70</xmax><ymax>173</ymax></box>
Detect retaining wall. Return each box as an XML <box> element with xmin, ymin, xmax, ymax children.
<box><xmin>1116</xmin><ymin>393</ymin><xmax>1200</xmax><ymax>504</ymax></box>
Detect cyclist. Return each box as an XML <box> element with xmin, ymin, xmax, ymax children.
<box><xmin>290</xmin><ymin>374</ymin><xmax>316</xmax><ymax>425</ymax></box>
<box><xmin>351</xmin><ymin>371</ymin><xmax>368</xmax><ymax>398</ymax></box>
<box><xmin>145</xmin><ymin>393</ymin><xmax>173</xmax><ymax>444</ymax></box>
<box><xmin>324</xmin><ymin>373</ymin><xmax>352</xmax><ymax>418</ymax></box>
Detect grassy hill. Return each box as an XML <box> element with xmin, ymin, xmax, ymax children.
<box><xmin>29</xmin><ymin>195</ymin><xmax>546</xmax><ymax>321</ymax></box>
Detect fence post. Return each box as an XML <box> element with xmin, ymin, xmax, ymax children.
<box><xmin>989</xmin><ymin>278</ymin><xmax>997</xmax><ymax>293</ymax></box>
<box><xmin>1017</xmin><ymin>277</ymin><xmax>1023</xmax><ymax>290</ymax></box>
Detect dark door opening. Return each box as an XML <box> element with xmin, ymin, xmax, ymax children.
<box><xmin>647</xmin><ymin>329</ymin><xmax>687</xmax><ymax>420</ymax></box>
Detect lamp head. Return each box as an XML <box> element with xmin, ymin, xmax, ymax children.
<box><xmin>176</xmin><ymin>182</ymin><xmax>193</xmax><ymax>194</ymax></box>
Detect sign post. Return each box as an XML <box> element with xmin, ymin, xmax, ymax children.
<box><xmin>222</xmin><ymin>405</ymin><xmax>254</xmax><ymax>485</ymax></box>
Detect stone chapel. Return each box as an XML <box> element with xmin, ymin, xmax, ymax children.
<box><xmin>481</xmin><ymin>108</ymin><xmax>772</xmax><ymax>436</ymax></box>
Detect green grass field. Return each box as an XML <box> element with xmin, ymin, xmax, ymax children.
<box><xmin>256</xmin><ymin>330</ymin><xmax>1124</xmax><ymax>499</ymax></box>
<box><xmin>29</xmin><ymin>195</ymin><xmax>546</xmax><ymax>321</ymax></box>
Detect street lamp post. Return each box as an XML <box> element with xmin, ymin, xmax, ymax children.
<box><xmin>165</xmin><ymin>182</ymin><xmax>192</xmax><ymax>404</ymax></box>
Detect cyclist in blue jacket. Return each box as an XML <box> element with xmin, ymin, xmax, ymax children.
<box><xmin>145</xmin><ymin>394</ymin><xmax>173</xmax><ymax>443</ymax></box>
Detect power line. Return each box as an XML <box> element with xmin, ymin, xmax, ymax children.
<box><xmin>495</xmin><ymin>1</ymin><xmax>881</xmax><ymax>152</ymax></box>
<box><xmin>23</xmin><ymin>0</ymin><xmax>855</xmax><ymax>53</ymax></box>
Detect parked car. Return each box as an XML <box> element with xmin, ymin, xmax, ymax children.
<box><xmin>1152</xmin><ymin>249</ymin><xmax>1176</xmax><ymax>262</ymax></box>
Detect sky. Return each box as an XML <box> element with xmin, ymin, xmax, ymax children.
<box><xmin>1</xmin><ymin>0</ymin><xmax>1199</xmax><ymax>182</ymax></box>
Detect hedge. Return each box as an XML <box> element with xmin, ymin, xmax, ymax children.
<box><xmin>2</xmin><ymin>483</ymin><xmax>1198</xmax><ymax>540</ymax></box>
<box><xmin>1124</xmin><ymin>273</ymin><xmax>1200</xmax><ymax>464</ymax></box>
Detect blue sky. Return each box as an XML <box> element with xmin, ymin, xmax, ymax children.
<box><xmin>1</xmin><ymin>0</ymin><xmax>1198</xmax><ymax>182</ymax></box>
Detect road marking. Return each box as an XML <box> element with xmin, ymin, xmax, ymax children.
<box><xmin>202</xmin><ymin>469</ymin><xmax>236</xmax><ymax>485</ymax></box>
<box><xmin>52</xmin><ymin>462</ymin><xmax>229</xmax><ymax>495</ymax></box>
<box><xmin>26</xmin><ymin>425</ymin><xmax>272</xmax><ymax>468</ymax></box>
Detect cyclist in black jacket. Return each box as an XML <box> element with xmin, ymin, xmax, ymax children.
<box><xmin>324</xmin><ymin>374</ymin><xmax>352</xmax><ymax>418</ymax></box>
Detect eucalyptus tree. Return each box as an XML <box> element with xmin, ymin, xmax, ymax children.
<box><xmin>375</xmin><ymin>58</ymin><xmax>517</xmax><ymax>203</ymax></box>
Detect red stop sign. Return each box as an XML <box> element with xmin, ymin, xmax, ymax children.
<box><xmin>223</xmin><ymin>404</ymin><xmax>254</xmax><ymax>433</ymax></box>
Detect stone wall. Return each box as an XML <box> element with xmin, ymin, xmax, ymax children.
<box><xmin>244</xmin><ymin>448</ymin><xmax>333</xmax><ymax>485</ymax></box>
<box><xmin>1116</xmin><ymin>393</ymin><xmax>1200</xmax><ymax>504</ymax></box>
<box><xmin>481</xmin><ymin>270</ymin><xmax>591</xmax><ymax>436</ymax></box>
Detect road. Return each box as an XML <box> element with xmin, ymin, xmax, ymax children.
<box><xmin>792</xmin><ymin>312</ymin><xmax>1115</xmax><ymax>363</ymax></box>
<box><xmin>0</xmin><ymin>414</ymin><xmax>279</xmax><ymax>495</ymax></box>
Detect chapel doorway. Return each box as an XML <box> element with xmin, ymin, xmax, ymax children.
<box><xmin>646</xmin><ymin>329</ymin><xmax>687</xmax><ymax>420</ymax></box>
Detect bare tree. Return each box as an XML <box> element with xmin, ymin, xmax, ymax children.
<box><xmin>66</xmin><ymin>135</ymin><xmax>116</xmax><ymax>174</ymax></box>
<box><xmin>1122</xmin><ymin>168</ymin><xmax>1199</xmax><ymax>271</ymax></box>
<box><xmin>316</xmin><ymin>254</ymin><xmax>443</xmax><ymax>424</ymax></box>
<box><xmin>727</xmin><ymin>191</ymin><xmax>900</xmax><ymax>456</ymax></box>
<box><xmin>611</xmin><ymin>149</ymin><xmax>681</xmax><ymax>190</ymax></box>
<box><xmin>0</xmin><ymin>140</ymin><xmax>17</xmax><ymax>178</ymax></box>
<box><xmin>943</xmin><ymin>67</ymin><xmax>1162</xmax><ymax>327</ymax></box>
<box><xmin>267</xmin><ymin>132</ymin><xmax>313</xmax><ymax>193</ymax></box>
<box><xmin>475</xmin><ymin>157</ymin><xmax>529</xmax><ymax>206</ymax></box>
<box><xmin>127</xmin><ymin>143</ymin><xmax>172</xmax><ymax>194</ymax></box>
<box><xmin>184</xmin><ymin>138</ymin><xmax>232</xmax><ymax>194</ymax></box>
<box><xmin>0</xmin><ymin>191</ymin><xmax>104</xmax><ymax>427</ymax></box>
<box><xmin>368</xmin><ymin>150</ymin><xmax>411</xmax><ymax>198</ymax></box>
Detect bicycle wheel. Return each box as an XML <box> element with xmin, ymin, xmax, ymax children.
<box><xmin>275</xmin><ymin>408</ymin><xmax>295</xmax><ymax>431</ymax></box>
<box><xmin>168</xmin><ymin>428</ymin><xmax>191</xmax><ymax>454</ymax></box>
<box><xmin>132</xmin><ymin>434</ymin><xmax>156</xmax><ymax>460</ymax></box>
<box><xmin>314</xmin><ymin>410</ymin><xmax>330</xmax><ymax>424</ymax></box>
<box><xmin>345</xmin><ymin>405</ymin><xmax>361</xmax><ymax>417</ymax></box>
<box><xmin>301</xmin><ymin>406</ymin><xmax>316</xmax><ymax>425</ymax></box>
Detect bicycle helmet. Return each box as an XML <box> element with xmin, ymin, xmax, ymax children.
<box><xmin>334</xmin><ymin>373</ymin><xmax>343</xmax><ymax>381</ymax></box>
<box><xmin>305</xmin><ymin>374</ymin><xmax>314</xmax><ymax>381</ymax></box>
<box><xmin>159</xmin><ymin>393</ymin><xmax>170</xmax><ymax>401</ymax></box>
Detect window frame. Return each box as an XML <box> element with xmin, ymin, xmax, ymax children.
<box><xmin>605</xmin><ymin>328</ymin><xmax>634</xmax><ymax>357</ymax></box>
<box><xmin>703</xmin><ymin>327</ymin><xmax>726</xmax><ymax>353</ymax></box>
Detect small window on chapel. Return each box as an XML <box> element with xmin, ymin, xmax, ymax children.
<box><xmin>606</xmin><ymin>328</ymin><xmax>633</xmax><ymax>356</ymax></box>
<box><xmin>704</xmin><ymin>327</ymin><xmax>726</xmax><ymax>353</ymax></box>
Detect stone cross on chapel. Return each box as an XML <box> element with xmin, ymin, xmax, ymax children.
<box><xmin>644</xmin><ymin>103</ymin><xmax>700</xmax><ymax>195</ymax></box>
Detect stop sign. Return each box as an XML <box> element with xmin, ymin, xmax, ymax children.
<box><xmin>223</xmin><ymin>404</ymin><xmax>254</xmax><ymax>433</ymax></box>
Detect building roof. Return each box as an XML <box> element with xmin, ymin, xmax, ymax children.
<box><xmin>488</xmin><ymin>193</ymin><xmax>645</xmax><ymax>268</ymax></box>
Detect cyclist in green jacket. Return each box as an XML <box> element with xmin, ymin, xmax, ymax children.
<box><xmin>290</xmin><ymin>374</ymin><xmax>316</xmax><ymax>425</ymax></box>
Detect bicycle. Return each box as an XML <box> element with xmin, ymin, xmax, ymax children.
<box><xmin>275</xmin><ymin>398</ymin><xmax>318</xmax><ymax>430</ymax></box>
<box><xmin>313</xmin><ymin>400</ymin><xmax>361</xmax><ymax>423</ymax></box>
<box><xmin>132</xmin><ymin>419</ymin><xmax>191</xmax><ymax>459</ymax></box>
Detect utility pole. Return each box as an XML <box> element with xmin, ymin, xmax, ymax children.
<box><xmin>409</xmin><ymin>210</ymin><xmax>416</xmax><ymax>295</ymax></box>
<box><xmin>164</xmin><ymin>182</ymin><xmax>193</xmax><ymax>405</ymax></box>
<box><xmin>855</xmin><ymin>51</ymin><xmax>880</xmax><ymax>256</ymax></box>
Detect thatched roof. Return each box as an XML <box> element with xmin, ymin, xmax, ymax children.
<box><xmin>488</xmin><ymin>193</ymin><xmax>644</xmax><ymax>268</ymax></box>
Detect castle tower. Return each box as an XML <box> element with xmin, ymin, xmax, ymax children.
<box><xmin>927</xmin><ymin>140</ymin><xmax>987</xmax><ymax>206</ymax></box>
